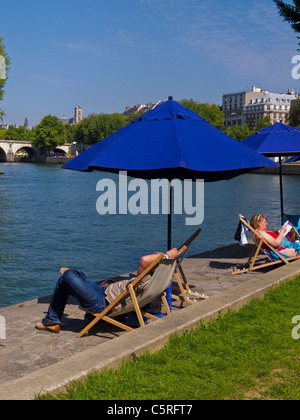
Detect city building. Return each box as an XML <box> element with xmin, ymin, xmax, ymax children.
<box><xmin>59</xmin><ymin>105</ymin><xmax>83</xmax><ymax>125</ymax></box>
<box><xmin>222</xmin><ymin>86</ymin><xmax>298</xmax><ymax>129</ymax></box>
<box><xmin>123</xmin><ymin>100</ymin><xmax>165</xmax><ymax>117</ymax></box>
<box><xmin>223</xmin><ymin>86</ymin><xmax>269</xmax><ymax>128</ymax></box>
<box><xmin>24</xmin><ymin>117</ymin><xmax>29</xmax><ymax>130</ymax></box>
<box><xmin>58</xmin><ymin>117</ymin><xmax>70</xmax><ymax>125</ymax></box>
<box><xmin>74</xmin><ymin>105</ymin><xmax>83</xmax><ymax>124</ymax></box>
<box><xmin>243</xmin><ymin>90</ymin><xmax>297</xmax><ymax>129</ymax></box>
<box><xmin>0</xmin><ymin>123</ymin><xmax>10</xmax><ymax>129</ymax></box>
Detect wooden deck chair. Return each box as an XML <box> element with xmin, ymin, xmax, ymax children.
<box><xmin>232</xmin><ymin>214</ymin><xmax>298</xmax><ymax>275</ymax></box>
<box><xmin>171</xmin><ymin>228</ymin><xmax>208</xmax><ymax>305</ymax></box>
<box><xmin>77</xmin><ymin>254</ymin><xmax>176</xmax><ymax>338</ymax></box>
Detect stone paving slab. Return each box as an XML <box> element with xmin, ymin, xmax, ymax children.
<box><xmin>1</xmin><ymin>242</ymin><xmax>299</xmax><ymax>399</ymax></box>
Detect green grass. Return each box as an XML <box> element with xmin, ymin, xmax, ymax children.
<box><xmin>38</xmin><ymin>277</ymin><xmax>300</xmax><ymax>400</ymax></box>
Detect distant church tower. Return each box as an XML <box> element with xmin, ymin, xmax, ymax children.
<box><xmin>24</xmin><ymin>117</ymin><xmax>29</xmax><ymax>130</ymax></box>
<box><xmin>74</xmin><ymin>106</ymin><xmax>83</xmax><ymax>124</ymax></box>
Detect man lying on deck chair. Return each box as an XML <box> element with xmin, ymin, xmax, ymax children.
<box><xmin>36</xmin><ymin>248</ymin><xmax>180</xmax><ymax>334</ymax></box>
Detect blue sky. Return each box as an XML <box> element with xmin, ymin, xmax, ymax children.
<box><xmin>1</xmin><ymin>0</ymin><xmax>299</xmax><ymax>126</ymax></box>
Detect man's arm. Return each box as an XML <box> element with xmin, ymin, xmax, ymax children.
<box><xmin>137</xmin><ymin>248</ymin><xmax>179</xmax><ymax>275</ymax></box>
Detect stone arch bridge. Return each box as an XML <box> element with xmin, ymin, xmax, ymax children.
<box><xmin>0</xmin><ymin>140</ymin><xmax>72</xmax><ymax>162</ymax></box>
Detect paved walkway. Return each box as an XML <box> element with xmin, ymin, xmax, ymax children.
<box><xmin>1</xmin><ymin>243</ymin><xmax>300</xmax><ymax>400</ymax></box>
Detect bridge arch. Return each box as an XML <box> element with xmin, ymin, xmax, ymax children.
<box><xmin>0</xmin><ymin>147</ymin><xmax>6</xmax><ymax>162</ymax></box>
<box><xmin>0</xmin><ymin>140</ymin><xmax>73</xmax><ymax>162</ymax></box>
<box><xmin>51</xmin><ymin>147</ymin><xmax>68</xmax><ymax>156</ymax></box>
<box><xmin>14</xmin><ymin>146</ymin><xmax>40</xmax><ymax>162</ymax></box>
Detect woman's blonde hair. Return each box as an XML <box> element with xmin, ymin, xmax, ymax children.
<box><xmin>250</xmin><ymin>214</ymin><xmax>267</xmax><ymax>230</ymax></box>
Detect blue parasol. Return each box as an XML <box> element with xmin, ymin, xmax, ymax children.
<box><xmin>63</xmin><ymin>98</ymin><xmax>278</xmax><ymax>182</ymax></box>
<box><xmin>243</xmin><ymin>122</ymin><xmax>300</xmax><ymax>220</ymax></box>
<box><xmin>63</xmin><ymin>98</ymin><xmax>278</xmax><ymax>310</ymax></box>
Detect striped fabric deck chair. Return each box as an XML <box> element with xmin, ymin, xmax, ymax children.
<box><xmin>171</xmin><ymin>228</ymin><xmax>208</xmax><ymax>304</ymax></box>
<box><xmin>232</xmin><ymin>214</ymin><xmax>298</xmax><ymax>275</ymax></box>
<box><xmin>77</xmin><ymin>254</ymin><xmax>176</xmax><ymax>338</ymax></box>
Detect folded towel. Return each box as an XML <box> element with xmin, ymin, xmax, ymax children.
<box><xmin>234</xmin><ymin>220</ymin><xmax>248</xmax><ymax>246</ymax></box>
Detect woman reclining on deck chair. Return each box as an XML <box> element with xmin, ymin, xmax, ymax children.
<box><xmin>250</xmin><ymin>214</ymin><xmax>300</xmax><ymax>259</ymax></box>
<box><xmin>35</xmin><ymin>248</ymin><xmax>180</xmax><ymax>334</ymax></box>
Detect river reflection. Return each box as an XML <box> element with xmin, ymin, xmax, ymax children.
<box><xmin>0</xmin><ymin>162</ymin><xmax>300</xmax><ymax>307</ymax></box>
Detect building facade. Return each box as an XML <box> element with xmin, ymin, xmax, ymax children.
<box><xmin>222</xmin><ymin>86</ymin><xmax>298</xmax><ymax>129</ymax></box>
<box><xmin>222</xmin><ymin>86</ymin><xmax>264</xmax><ymax>128</ymax></box>
<box><xmin>243</xmin><ymin>90</ymin><xmax>297</xmax><ymax>129</ymax></box>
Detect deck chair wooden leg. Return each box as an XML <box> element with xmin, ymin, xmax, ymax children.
<box><xmin>178</xmin><ymin>265</ymin><xmax>204</xmax><ymax>301</ymax></box>
<box><xmin>248</xmin><ymin>245</ymin><xmax>257</xmax><ymax>263</ymax></box>
<box><xmin>172</xmin><ymin>271</ymin><xmax>189</xmax><ymax>303</ymax></box>
<box><xmin>128</xmin><ymin>283</ymin><xmax>145</xmax><ymax>328</ymax></box>
<box><xmin>178</xmin><ymin>265</ymin><xmax>191</xmax><ymax>292</ymax></box>
<box><xmin>161</xmin><ymin>292</ymin><xmax>171</xmax><ymax>316</ymax></box>
<box><xmin>77</xmin><ymin>310</ymin><xmax>135</xmax><ymax>337</ymax></box>
<box><xmin>77</xmin><ymin>315</ymin><xmax>102</xmax><ymax>338</ymax></box>
<box><xmin>179</xmin><ymin>265</ymin><xmax>197</xmax><ymax>296</ymax></box>
<box><xmin>172</xmin><ymin>264</ymin><xmax>192</xmax><ymax>293</ymax></box>
<box><xmin>141</xmin><ymin>312</ymin><xmax>160</xmax><ymax>321</ymax></box>
<box><xmin>172</xmin><ymin>268</ymin><xmax>201</xmax><ymax>305</ymax></box>
<box><xmin>249</xmin><ymin>241</ymin><xmax>263</xmax><ymax>271</ymax></box>
<box><xmin>101</xmin><ymin>316</ymin><xmax>134</xmax><ymax>332</ymax></box>
<box><xmin>171</xmin><ymin>230</ymin><xmax>202</xmax><ymax>304</ymax></box>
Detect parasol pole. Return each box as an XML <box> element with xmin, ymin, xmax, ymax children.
<box><xmin>168</xmin><ymin>187</ymin><xmax>172</xmax><ymax>250</ymax></box>
<box><xmin>279</xmin><ymin>156</ymin><xmax>284</xmax><ymax>224</ymax></box>
<box><xmin>166</xmin><ymin>173</ymin><xmax>173</xmax><ymax>311</ymax></box>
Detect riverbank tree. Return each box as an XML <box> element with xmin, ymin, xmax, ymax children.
<box><xmin>273</xmin><ymin>1</ymin><xmax>300</xmax><ymax>48</ymax></box>
<box><xmin>0</xmin><ymin>37</ymin><xmax>11</xmax><ymax>120</ymax></box>
<box><xmin>225</xmin><ymin>117</ymin><xmax>271</xmax><ymax>141</ymax></box>
<box><xmin>3</xmin><ymin>125</ymin><xmax>35</xmax><ymax>141</ymax></box>
<box><xmin>74</xmin><ymin>113</ymin><xmax>128</xmax><ymax>145</ymax></box>
<box><xmin>32</xmin><ymin>115</ymin><xmax>66</xmax><ymax>155</ymax></box>
<box><xmin>179</xmin><ymin>99</ymin><xmax>225</xmax><ymax>130</ymax></box>
<box><xmin>225</xmin><ymin>124</ymin><xmax>253</xmax><ymax>141</ymax></box>
<box><xmin>288</xmin><ymin>99</ymin><xmax>300</xmax><ymax>126</ymax></box>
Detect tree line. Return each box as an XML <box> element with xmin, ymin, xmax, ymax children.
<box><xmin>0</xmin><ymin>99</ymin><xmax>275</xmax><ymax>155</ymax></box>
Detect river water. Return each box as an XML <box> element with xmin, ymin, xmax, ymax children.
<box><xmin>0</xmin><ymin>162</ymin><xmax>300</xmax><ymax>308</ymax></box>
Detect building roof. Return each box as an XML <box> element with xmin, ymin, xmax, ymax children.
<box><xmin>245</xmin><ymin>92</ymin><xmax>297</xmax><ymax>107</ymax></box>
<box><xmin>123</xmin><ymin>100</ymin><xmax>165</xmax><ymax>116</ymax></box>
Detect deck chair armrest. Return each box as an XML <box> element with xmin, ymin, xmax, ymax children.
<box><xmin>178</xmin><ymin>228</ymin><xmax>201</xmax><ymax>254</ymax></box>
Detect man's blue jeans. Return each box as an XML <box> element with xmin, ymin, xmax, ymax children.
<box><xmin>43</xmin><ymin>269</ymin><xmax>107</xmax><ymax>325</ymax></box>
